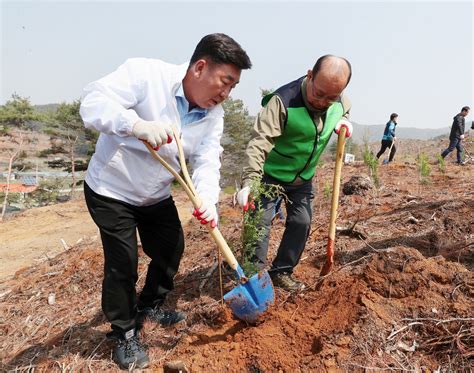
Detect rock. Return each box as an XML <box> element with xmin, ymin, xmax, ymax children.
<box><xmin>342</xmin><ymin>176</ymin><xmax>373</xmax><ymax>195</ymax></box>
<box><xmin>335</xmin><ymin>336</ymin><xmax>351</xmax><ymax>347</ymax></box>
<box><xmin>164</xmin><ymin>360</ymin><xmax>189</xmax><ymax>373</ymax></box>
<box><xmin>47</xmin><ymin>293</ymin><xmax>55</xmax><ymax>305</ymax></box>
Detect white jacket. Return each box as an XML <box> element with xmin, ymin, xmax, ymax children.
<box><xmin>80</xmin><ymin>58</ymin><xmax>224</xmax><ymax>206</ymax></box>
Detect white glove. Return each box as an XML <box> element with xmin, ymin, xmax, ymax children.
<box><xmin>334</xmin><ymin>119</ymin><xmax>353</xmax><ymax>138</ymax></box>
<box><xmin>193</xmin><ymin>199</ymin><xmax>218</xmax><ymax>228</ymax></box>
<box><xmin>237</xmin><ymin>186</ymin><xmax>255</xmax><ymax>211</ymax></box>
<box><xmin>460</xmin><ymin>134</ymin><xmax>465</xmax><ymax>140</ymax></box>
<box><xmin>132</xmin><ymin>120</ymin><xmax>173</xmax><ymax>149</ymax></box>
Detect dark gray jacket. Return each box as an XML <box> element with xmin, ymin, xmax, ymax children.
<box><xmin>449</xmin><ymin>114</ymin><xmax>465</xmax><ymax>140</ymax></box>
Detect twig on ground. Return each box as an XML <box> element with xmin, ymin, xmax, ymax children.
<box><xmin>308</xmin><ymin>224</ymin><xmax>324</xmax><ymax>239</ymax></box>
<box><xmin>336</xmin><ymin>215</ymin><xmax>368</xmax><ymax>239</ymax></box>
<box><xmin>339</xmin><ymin>253</ymin><xmax>374</xmax><ymax>270</ymax></box>
<box><xmin>308</xmin><ymin>252</ymin><xmax>375</xmax><ymax>291</ymax></box>
<box><xmin>387</xmin><ymin>322</ymin><xmax>423</xmax><ymax>340</ymax></box>
<box><xmin>277</xmin><ymin>291</ymin><xmax>294</xmax><ymax>307</ymax></box>
<box><xmin>345</xmin><ymin>363</ymin><xmax>416</xmax><ymax>372</ymax></box>
<box><xmin>290</xmin><ymin>304</ymin><xmax>300</xmax><ymax>320</ymax></box>
<box><xmin>199</xmin><ymin>261</ymin><xmax>219</xmax><ymax>292</ymax></box>
<box><xmin>88</xmin><ymin>337</ymin><xmax>107</xmax><ymax>359</ymax></box>
<box><xmin>0</xmin><ymin>289</ymin><xmax>12</xmax><ymax>298</ymax></box>
<box><xmin>60</xmin><ymin>239</ymin><xmax>69</xmax><ymax>250</ymax></box>
<box><xmin>31</xmin><ymin>317</ymin><xmax>47</xmax><ymax>337</ymax></box>
<box><xmin>401</xmin><ymin>317</ymin><xmax>474</xmax><ymax>325</ymax></box>
<box><xmin>360</xmin><ymin>238</ymin><xmax>383</xmax><ymax>253</ymax></box>
<box><xmin>451</xmin><ymin>284</ymin><xmax>463</xmax><ymax>300</ymax></box>
<box><xmin>39</xmin><ymin>271</ymin><xmax>63</xmax><ymax>278</ymax></box>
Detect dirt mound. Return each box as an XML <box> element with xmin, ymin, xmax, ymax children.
<box><xmin>342</xmin><ymin>175</ymin><xmax>373</xmax><ymax>195</ymax></box>
<box><xmin>1</xmin><ymin>162</ymin><xmax>473</xmax><ymax>371</ymax></box>
<box><xmin>1</xmin><ymin>241</ymin><xmax>472</xmax><ymax>371</ymax></box>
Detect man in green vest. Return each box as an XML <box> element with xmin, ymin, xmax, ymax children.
<box><xmin>237</xmin><ymin>55</ymin><xmax>353</xmax><ymax>292</ymax></box>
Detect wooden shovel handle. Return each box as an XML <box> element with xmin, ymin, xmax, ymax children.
<box><xmin>328</xmin><ymin>127</ymin><xmax>346</xmax><ymax>241</ymax></box>
<box><xmin>143</xmin><ymin>129</ymin><xmax>240</xmax><ymax>271</ymax></box>
<box><xmin>388</xmin><ymin>140</ymin><xmax>395</xmax><ymax>152</ymax></box>
<box><xmin>320</xmin><ymin>126</ymin><xmax>347</xmax><ymax>276</ymax></box>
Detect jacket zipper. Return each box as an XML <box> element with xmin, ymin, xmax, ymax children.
<box><xmin>294</xmin><ymin>117</ymin><xmax>319</xmax><ymax>181</ymax></box>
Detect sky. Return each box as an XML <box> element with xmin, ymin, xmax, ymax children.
<box><xmin>1</xmin><ymin>0</ymin><xmax>473</xmax><ymax>130</ymax></box>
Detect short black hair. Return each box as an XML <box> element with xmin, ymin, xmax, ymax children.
<box><xmin>311</xmin><ymin>54</ymin><xmax>352</xmax><ymax>87</ymax></box>
<box><xmin>461</xmin><ymin>106</ymin><xmax>470</xmax><ymax>112</ymax></box>
<box><xmin>390</xmin><ymin>113</ymin><xmax>398</xmax><ymax>120</ymax></box>
<box><xmin>189</xmin><ymin>33</ymin><xmax>252</xmax><ymax>70</ymax></box>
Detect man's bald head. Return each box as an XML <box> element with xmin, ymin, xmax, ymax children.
<box><xmin>305</xmin><ymin>55</ymin><xmax>352</xmax><ymax>110</ymax></box>
<box><xmin>311</xmin><ymin>55</ymin><xmax>352</xmax><ymax>88</ymax></box>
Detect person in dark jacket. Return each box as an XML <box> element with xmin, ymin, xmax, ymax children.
<box><xmin>440</xmin><ymin>106</ymin><xmax>470</xmax><ymax>165</ymax></box>
<box><xmin>376</xmin><ymin>113</ymin><xmax>398</xmax><ymax>162</ymax></box>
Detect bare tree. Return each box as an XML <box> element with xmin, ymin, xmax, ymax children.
<box><xmin>68</xmin><ymin>132</ymin><xmax>79</xmax><ymax>195</ymax></box>
<box><xmin>1</xmin><ymin>131</ymin><xmax>25</xmax><ymax>221</ymax></box>
<box><xmin>0</xmin><ymin>94</ymin><xmax>39</xmax><ymax>220</ymax></box>
<box><xmin>45</xmin><ymin>100</ymin><xmax>86</xmax><ymax>198</ymax></box>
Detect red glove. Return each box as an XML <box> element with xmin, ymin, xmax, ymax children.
<box><xmin>152</xmin><ymin>135</ymin><xmax>173</xmax><ymax>151</ymax></box>
<box><xmin>192</xmin><ymin>200</ymin><xmax>218</xmax><ymax>228</ymax></box>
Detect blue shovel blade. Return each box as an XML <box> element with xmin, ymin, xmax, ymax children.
<box><xmin>223</xmin><ymin>270</ymin><xmax>275</xmax><ymax>323</ymax></box>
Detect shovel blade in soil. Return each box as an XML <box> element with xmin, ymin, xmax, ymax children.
<box><xmin>223</xmin><ymin>270</ymin><xmax>274</xmax><ymax>323</ymax></box>
<box><xmin>320</xmin><ymin>237</ymin><xmax>335</xmax><ymax>276</ymax></box>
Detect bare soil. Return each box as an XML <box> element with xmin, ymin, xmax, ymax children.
<box><xmin>0</xmin><ymin>192</ymin><xmax>193</xmax><ymax>280</ymax></box>
<box><xmin>0</xmin><ymin>157</ymin><xmax>473</xmax><ymax>372</ymax></box>
<box><xmin>0</xmin><ymin>200</ymin><xmax>97</xmax><ymax>279</ymax></box>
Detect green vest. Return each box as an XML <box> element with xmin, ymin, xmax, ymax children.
<box><xmin>263</xmin><ymin>77</ymin><xmax>344</xmax><ymax>183</ymax></box>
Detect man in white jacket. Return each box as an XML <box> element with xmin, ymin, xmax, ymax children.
<box><xmin>80</xmin><ymin>33</ymin><xmax>251</xmax><ymax>370</ymax></box>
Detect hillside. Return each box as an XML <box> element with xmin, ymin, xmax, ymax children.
<box><xmin>351</xmin><ymin>122</ymin><xmax>449</xmax><ymax>142</ymax></box>
<box><xmin>0</xmin><ymin>129</ymin><xmax>91</xmax><ymax>179</ymax></box>
<box><xmin>0</xmin><ymin>147</ymin><xmax>472</xmax><ymax>371</ymax></box>
<box><xmin>0</xmin><ymin>125</ymin><xmax>463</xmax><ymax>179</ymax></box>
<box><xmin>0</xmin><ymin>130</ymin><xmax>51</xmax><ymax>172</ymax></box>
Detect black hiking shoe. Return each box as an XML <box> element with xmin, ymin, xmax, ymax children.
<box><xmin>138</xmin><ymin>306</ymin><xmax>186</xmax><ymax>327</ymax></box>
<box><xmin>113</xmin><ymin>329</ymin><xmax>150</xmax><ymax>370</ymax></box>
<box><xmin>270</xmin><ymin>272</ymin><xmax>305</xmax><ymax>292</ymax></box>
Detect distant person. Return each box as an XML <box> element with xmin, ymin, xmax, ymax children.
<box><xmin>80</xmin><ymin>33</ymin><xmax>251</xmax><ymax>370</ymax></box>
<box><xmin>236</xmin><ymin>55</ymin><xmax>352</xmax><ymax>292</ymax></box>
<box><xmin>272</xmin><ymin>196</ymin><xmax>285</xmax><ymax>222</ymax></box>
<box><xmin>440</xmin><ymin>106</ymin><xmax>470</xmax><ymax>165</ymax></box>
<box><xmin>376</xmin><ymin>113</ymin><xmax>398</xmax><ymax>163</ymax></box>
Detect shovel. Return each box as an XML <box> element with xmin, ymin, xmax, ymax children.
<box><xmin>143</xmin><ymin>130</ymin><xmax>274</xmax><ymax>323</ymax></box>
<box><xmin>382</xmin><ymin>140</ymin><xmax>395</xmax><ymax>165</ymax></box>
<box><xmin>320</xmin><ymin>126</ymin><xmax>347</xmax><ymax>276</ymax></box>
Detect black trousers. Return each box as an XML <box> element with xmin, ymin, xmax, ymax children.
<box><xmin>253</xmin><ymin>175</ymin><xmax>314</xmax><ymax>274</ymax></box>
<box><xmin>441</xmin><ymin>138</ymin><xmax>463</xmax><ymax>163</ymax></box>
<box><xmin>376</xmin><ymin>139</ymin><xmax>396</xmax><ymax>162</ymax></box>
<box><xmin>84</xmin><ymin>183</ymin><xmax>184</xmax><ymax>333</ymax></box>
